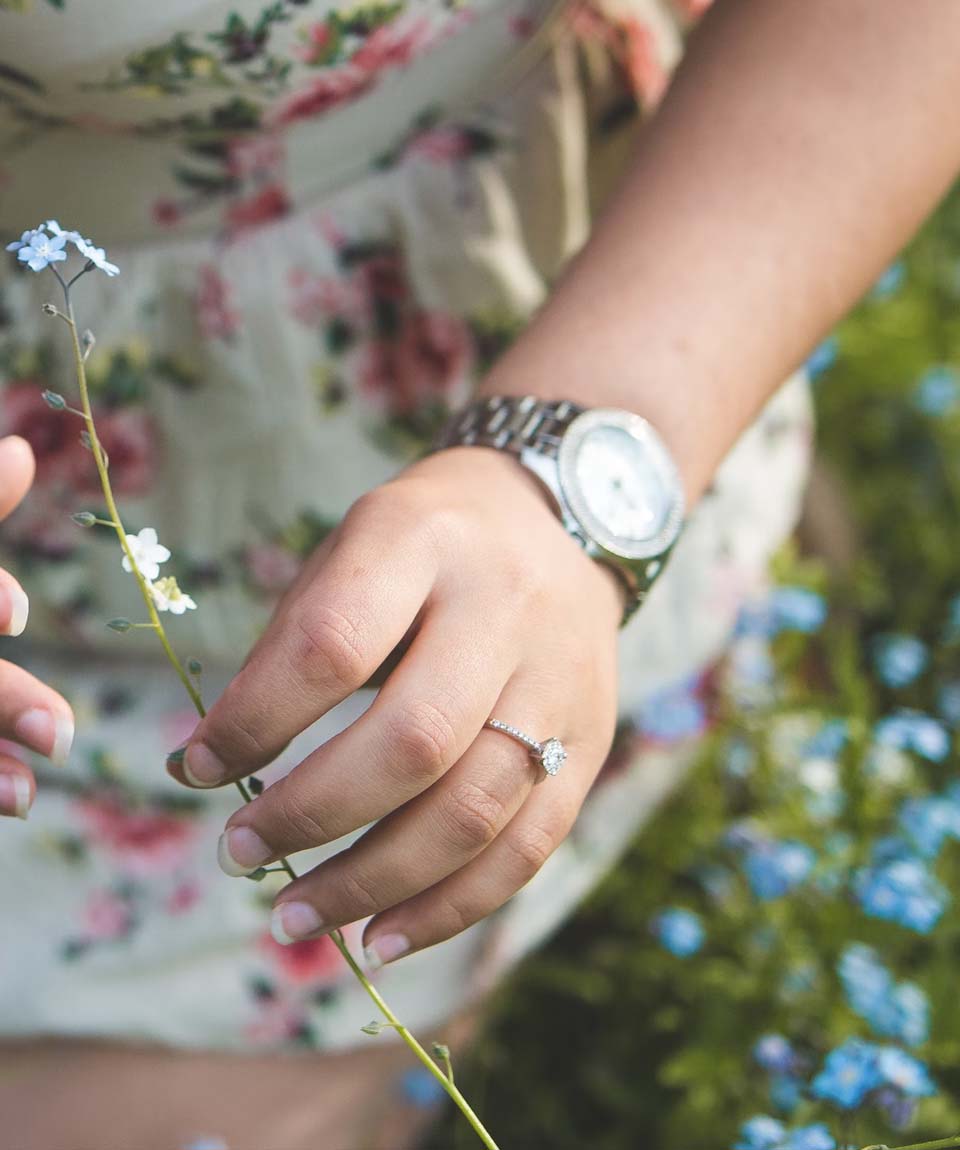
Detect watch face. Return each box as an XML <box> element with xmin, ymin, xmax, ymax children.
<box><xmin>557</xmin><ymin>409</ymin><xmax>684</xmax><ymax>560</ymax></box>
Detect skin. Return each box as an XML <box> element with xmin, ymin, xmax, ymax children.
<box><xmin>0</xmin><ymin>436</ymin><xmax>75</xmax><ymax>820</ymax></box>
<box><xmin>164</xmin><ymin>0</ymin><xmax>960</xmax><ymax>969</ymax></box>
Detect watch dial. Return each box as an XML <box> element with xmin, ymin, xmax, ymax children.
<box><xmin>574</xmin><ymin>424</ymin><xmax>670</xmax><ymax>543</ymax></box>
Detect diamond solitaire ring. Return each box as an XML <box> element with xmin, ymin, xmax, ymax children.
<box><xmin>485</xmin><ymin>719</ymin><xmax>568</xmax><ymax>776</ymax></box>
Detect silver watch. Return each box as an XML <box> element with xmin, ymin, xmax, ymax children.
<box><xmin>432</xmin><ymin>395</ymin><xmax>685</xmax><ymax>625</ymax></box>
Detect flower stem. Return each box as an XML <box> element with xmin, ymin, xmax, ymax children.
<box><xmin>61</xmin><ymin>285</ymin><xmax>500</xmax><ymax>1150</ymax></box>
<box><xmin>861</xmin><ymin>1139</ymin><xmax>960</xmax><ymax>1150</ymax></box>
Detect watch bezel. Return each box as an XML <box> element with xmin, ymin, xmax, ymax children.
<box><xmin>557</xmin><ymin>408</ymin><xmax>685</xmax><ymax>561</ymax></box>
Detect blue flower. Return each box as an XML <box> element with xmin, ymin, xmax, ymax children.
<box><xmin>838</xmin><ymin>944</ymin><xmax>929</xmax><ymax>1046</ymax></box>
<box><xmin>855</xmin><ymin>856</ymin><xmax>947</xmax><ymax>933</ymax></box>
<box><xmin>652</xmin><ymin>908</ymin><xmax>704</xmax><ymax>957</ymax></box>
<box><xmin>804</xmin><ymin>720</ymin><xmax>848</xmax><ymax>759</ymax></box>
<box><xmin>399</xmin><ymin>1066</ymin><xmax>448</xmax><ymax>1108</ymax></box>
<box><xmin>806</xmin><ymin>338</ymin><xmax>838</xmax><ymax>380</ymax></box>
<box><xmin>734</xmin><ymin>1116</ymin><xmax>786</xmax><ymax>1150</ymax></box>
<box><xmin>871</xmin><ymin>634</ymin><xmax>929</xmax><ymax>688</ymax></box>
<box><xmin>937</xmin><ymin>680</ymin><xmax>960</xmax><ymax>727</ymax></box>
<box><xmin>914</xmin><ymin>365</ymin><xmax>960</xmax><ymax>416</ymax></box>
<box><xmin>754</xmin><ymin>1034</ymin><xmax>796</xmax><ymax>1074</ymax></box>
<box><xmin>783</xmin><ymin>1126</ymin><xmax>835</xmax><ymax>1150</ymax></box>
<box><xmin>635</xmin><ymin>676</ymin><xmax>708</xmax><ymax>743</ymax></box>
<box><xmin>877</xmin><ymin>1047</ymin><xmax>936</xmax><ymax>1097</ymax></box>
<box><xmin>769</xmin><ymin>1074</ymin><xmax>802</xmax><ymax>1114</ymax></box>
<box><xmin>871</xmin><ymin>261</ymin><xmax>906</xmax><ymax>298</ymax></box>
<box><xmin>875</xmin><ymin>710</ymin><xmax>950</xmax><ymax>762</ymax></box>
<box><xmin>769</xmin><ymin>587</ymin><xmax>827</xmax><ymax>634</ymax></box>
<box><xmin>810</xmin><ymin>1039</ymin><xmax>883</xmax><ymax>1109</ymax></box>
<box><xmin>10</xmin><ymin>226</ymin><xmax>68</xmax><ymax>272</ymax></box>
<box><xmin>899</xmin><ymin>794</ymin><xmax>960</xmax><ymax>858</ymax></box>
<box><xmin>743</xmin><ymin>841</ymin><xmax>815</xmax><ymax>900</ymax></box>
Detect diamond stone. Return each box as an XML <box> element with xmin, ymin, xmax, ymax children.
<box><xmin>539</xmin><ymin>738</ymin><xmax>567</xmax><ymax>776</ymax></box>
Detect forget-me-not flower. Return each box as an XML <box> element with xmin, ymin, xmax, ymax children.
<box><xmin>651</xmin><ymin>908</ymin><xmax>704</xmax><ymax>957</ymax></box>
<box><xmin>810</xmin><ymin>1039</ymin><xmax>883</xmax><ymax>1109</ymax></box>
<box><xmin>855</xmin><ymin>855</ymin><xmax>947</xmax><ymax>933</ymax></box>
<box><xmin>875</xmin><ymin>710</ymin><xmax>950</xmax><ymax>763</ymax></box>
<box><xmin>9</xmin><ymin>227</ymin><xmax>69</xmax><ymax>272</ymax></box>
<box><xmin>743</xmin><ymin>840</ymin><xmax>815</xmax><ymax>901</ymax></box>
<box><xmin>871</xmin><ymin>633</ymin><xmax>929</xmax><ymax>689</ymax></box>
<box><xmin>838</xmin><ymin>944</ymin><xmax>929</xmax><ymax>1046</ymax></box>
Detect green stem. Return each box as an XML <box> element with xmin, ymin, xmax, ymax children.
<box><xmin>62</xmin><ymin>293</ymin><xmax>500</xmax><ymax>1150</ymax></box>
<box><xmin>862</xmin><ymin>1139</ymin><xmax>960</xmax><ymax>1150</ymax></box>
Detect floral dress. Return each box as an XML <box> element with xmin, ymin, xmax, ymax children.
<box><xmin>0</xmin><ymin>0</ymin><xmax>813</xmax><ymax>1055</ymax></box>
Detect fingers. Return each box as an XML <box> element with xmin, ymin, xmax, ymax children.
<box><xmin>360</xmin><ymin>768</ymin><xmax>587</xmax><ymax>967</ymax></box>
<box><xmin>170</xmin><ymin>491</ymin><xmax>440</xmax><ymax>788</ymax></box>
<box><xmin>257</xmin><ymin>690</ymin><xmax>541</xmax><ymax>942</ymax></box>
<box><xmin>0</xmin><ymin>754</ymin><xmax>35</xmax><ymax>820</ymax></box>
<box><xmin>0</xmin><ymin>661</ymin><xmax>75</xmax><ymax>766</ymax></box>
<box><xmin>0</xmin><ymin>570</ymin><xmax>29</xmax><ymax>637</ymax></box>
<box><xmin>216</xmin><ymin>604</ymin><xmax>517</xmax><ymax>873</ymax></box>
<box><xmin>0</xmin><ymin>436</ymin><xmax>35</xmax><ymax>520</ymax></box>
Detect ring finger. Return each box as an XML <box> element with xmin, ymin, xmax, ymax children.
<box><xmin>0</xmin><ymin>660</ymin><xmax>75</xmax><ymax>766</ymax></box>
<box><xmin>264</xmin><ymin>677</ymin><xmax>559</xmax><ymax>942</ymax></box>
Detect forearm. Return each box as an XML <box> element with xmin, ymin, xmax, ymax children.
<box><xmin>480</xmin><ymin>0</ymin><xmax>960</xmax><ymax>503</ymax></box>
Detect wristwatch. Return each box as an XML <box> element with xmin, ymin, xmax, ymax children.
<box><xmin>432</xmin><ymin>395</ymin><xmax>686</xmax><ymax>625</ymax></box>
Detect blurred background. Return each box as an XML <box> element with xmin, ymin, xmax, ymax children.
<box><xmin>425</xmin><ymin>182</ymin><xmax>960</xmax><ymax>1150</ymax></box>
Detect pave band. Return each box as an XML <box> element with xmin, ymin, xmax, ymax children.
<box><xmin>485</xmin><ymin>719</ymin><xmax>568</xmax><ymax>776</ymax></box>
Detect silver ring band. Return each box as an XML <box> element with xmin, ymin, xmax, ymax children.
<box><xmin>485</xmin><ymin>719</ymin><xmax>568</xmax><ymax>776</ymax></box>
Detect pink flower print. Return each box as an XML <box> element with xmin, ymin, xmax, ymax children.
<box><xmin>79</xmin><ymin>407</ymin><xmax>157</xmax><ymax>498</ymax></box>
<box><xmin>297</xmin><ymin>21</ymin><xmax>337</xmax><ymax>66</ymax></box>
<box><xmin>1</xmin><ymin>382</ymin><xmax>80</xmax><ymax>487</ymax></box>
<box><xmin>243</xmin><ymin>996</ymin><xmax>309</xmax><ymax>1047</ymax></box>
<box><xmin>349</xmin><ymin>15</ymin><xmax>434</xmax><ymax>75</ymax></box>
<box><xmin>404</xmin><ymin>126</ymin><xmax>472</xmax><ymax>165</ymax></box>
<box><xmin>83</xmin><ymin>890</ymin><xmax>133</xmax><ymax>940</ymax></box>
<box><xmin>244</xmin><ymin>544</ymin><xmax>303</xmax><ymax>596</ymax></box>
<box><xmin>197</xmin><ymin>264</ymin><xmax>240</xmax><ymax>342</ymax></box>
<box><xmin>258</xmin><ymin>929</ymin><xmax>349</xmax><ymax>987</ymax></box>
<box><xmin>226</xmin><ymin>134</ymin><xmax>284</xmax><ymax>181</ymax></box>
<box><xmin>270</xmin><ymin>68</ymin><xmax>373</xmax><ymax>128</ymax></box>
<box><xmin>74</xmin><ymin>795</ymin><xmax>198</xmax><ymax>878</ymax></box>
<box><xmin>288</xmin><ymin>267</ymin><xmax>367</xmax><ymax>328</ymax></box>
<box><xmin>165</xmin><ymin>879</ymin><xmax>203</xmax><ymax>916</ymax></box>
<box><xmin>153</xmin><ymin>199</ymin><xmax>183</xmax><ymax>228</ymax></box>
<box><xmin>225</xmin><ymin>182</ymin><xmax>291</xmax><ymax>235</ymax></box>
<box><xmin>361</xmin><ymin>311</ymin><xmax>474</xmax><ymax>414</ymax></box>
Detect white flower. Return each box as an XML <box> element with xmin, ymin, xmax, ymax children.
<box><xmin>149</xmin><ymin>576</ymin><xmax>197</xmax><ymax>615</ymax></box>
<box><xmin>44</xmin><ymin>219</ymin><xmax>81</xmax><ymax>243</ymax></box>
<box><xmin>75</xmin><ymin>235</ymin><xmax>119</xmax><ymax>277</ymax></box>
<box><xmin>121</xmin><ymin>527</ymin><xmax>171</xmax><ymax>581</ymax></box>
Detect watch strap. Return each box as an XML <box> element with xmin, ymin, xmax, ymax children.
<box><xmin>434</xmin><ymin>395</ymin><xmax>585</xmax><ymax>457</ymax></box>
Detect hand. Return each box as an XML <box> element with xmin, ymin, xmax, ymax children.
<box><xmin>0</xmin><ymin>436</ymin><xmax>75</xmax><ymax>820</ymax></box>
<box><xmin>167</xmin><ymin>447</ymin><xmax>623</xmax><ymax>966</ymax></box>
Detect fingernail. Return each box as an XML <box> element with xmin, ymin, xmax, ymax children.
<box><xmin>0</xmin><ymin>584</ymin><xmax>29</xmax><ymax>637</ymax></box>
<box><xmin>182</xmin><ymin>743</ymin><xmax>226</xmax><ymax>788</ymax></box>
<box><xmin>14</xmin><ymin>708</ymin><xmax>74</xmax><ymax>767</ymax></box>
<box><xmin>270</xmin><ymin>901</ymin><xmax>323</xmax><ymax>945</ymax></box>
<box><xmin>0</xmin><ymin>774</ymin><xmax>32</xmax><ymax>819</ymax></box>
<box><xmin>217</xmin><ymin>826</ymin><xmax>272</xmax><ymax>877</ymax></box>
<box><xmin>363</xmin><ymin>932</ymin><xmax>411</xmax><ymax>972</ymax></box>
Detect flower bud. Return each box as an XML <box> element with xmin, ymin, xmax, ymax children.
<box><xmin>42</xmin><ymin>390</ymin><xmax>67</xmax><ymax>410</ymax></box>
<box><xmin>71</xmin><ymin>511</ymin><xmax>97</xmax><ymax>528</ymax></box>
<box><xmin>106</xmin><ymin>618</ymin><xmax>132</xmax><ymax>633</ymax></box>
<box><xmin>361</xmin><ymin>1022</ymin><xmax>384</xmax><ymax>1036</ymax></box>
<box><xmin>187</xmin><ymin>657</ymin><xmax>203</xmax><ymax>676</ymax></box>
<box><xmin>244</xmin><ymin>868</ymin><xmax>269</xmax><ymax>882</ymax></box>
<box><xmin>248</xmin><ymin>776</ymin><xmax>264</xmax><ymax>796</ymax></box>
<box><xmin>41</xmin><ymin>302</ymin><xmax>58</xmax><ymax>316</ymax></box>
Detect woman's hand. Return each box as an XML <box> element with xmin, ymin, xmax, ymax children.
<box><xmin>167</xmin><ymin>447</ymin><xmax>623</xmax><ymax>965</ymax></box>
<box><xmin>0</xmin><ymin>436</ymin><xmax>75</xmax><ymax>820</ymax></box>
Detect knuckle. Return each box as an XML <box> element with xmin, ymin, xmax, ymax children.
<box><xmin>431</xmin><ymin>890</ymin><xmax>475</xmax><ymax>941</ymax></box>
<box><xmin>441</xmin><ymin>779</ymin><xmax>506</xmax><ymax>852</ymax></box>
<box><xmin>505</xmin><ymin>820</ymin><xmax>558</xmax><ymax>880</ymax></box>
<box><xmin>290</xmin><ymin>602</ymin><xmax>368</xmax><ymax>689</ymax></box>
<box><xmin>334</xmin><ymin>861</ymin><xmax>383</xmax><ymax>918</ymax></box>
<box><xmin>387</xmin><ymin>699</ymin><xmax>458</xmax><ymax>782</ymax></box>
<box><xmin>272</xmin><ymin>784</ymin><xmax>335</xmax><ymax>847</ymax></box>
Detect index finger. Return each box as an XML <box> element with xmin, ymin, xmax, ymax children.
<box><xmin>170</xmin><ymin>491</ymin><xmax>439</xmax><ymax>788</ymax></box>
<box><xmin>0</xmin><ymin>436</ymin><xmax>35</xmax><ymax>520</ymax></box>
